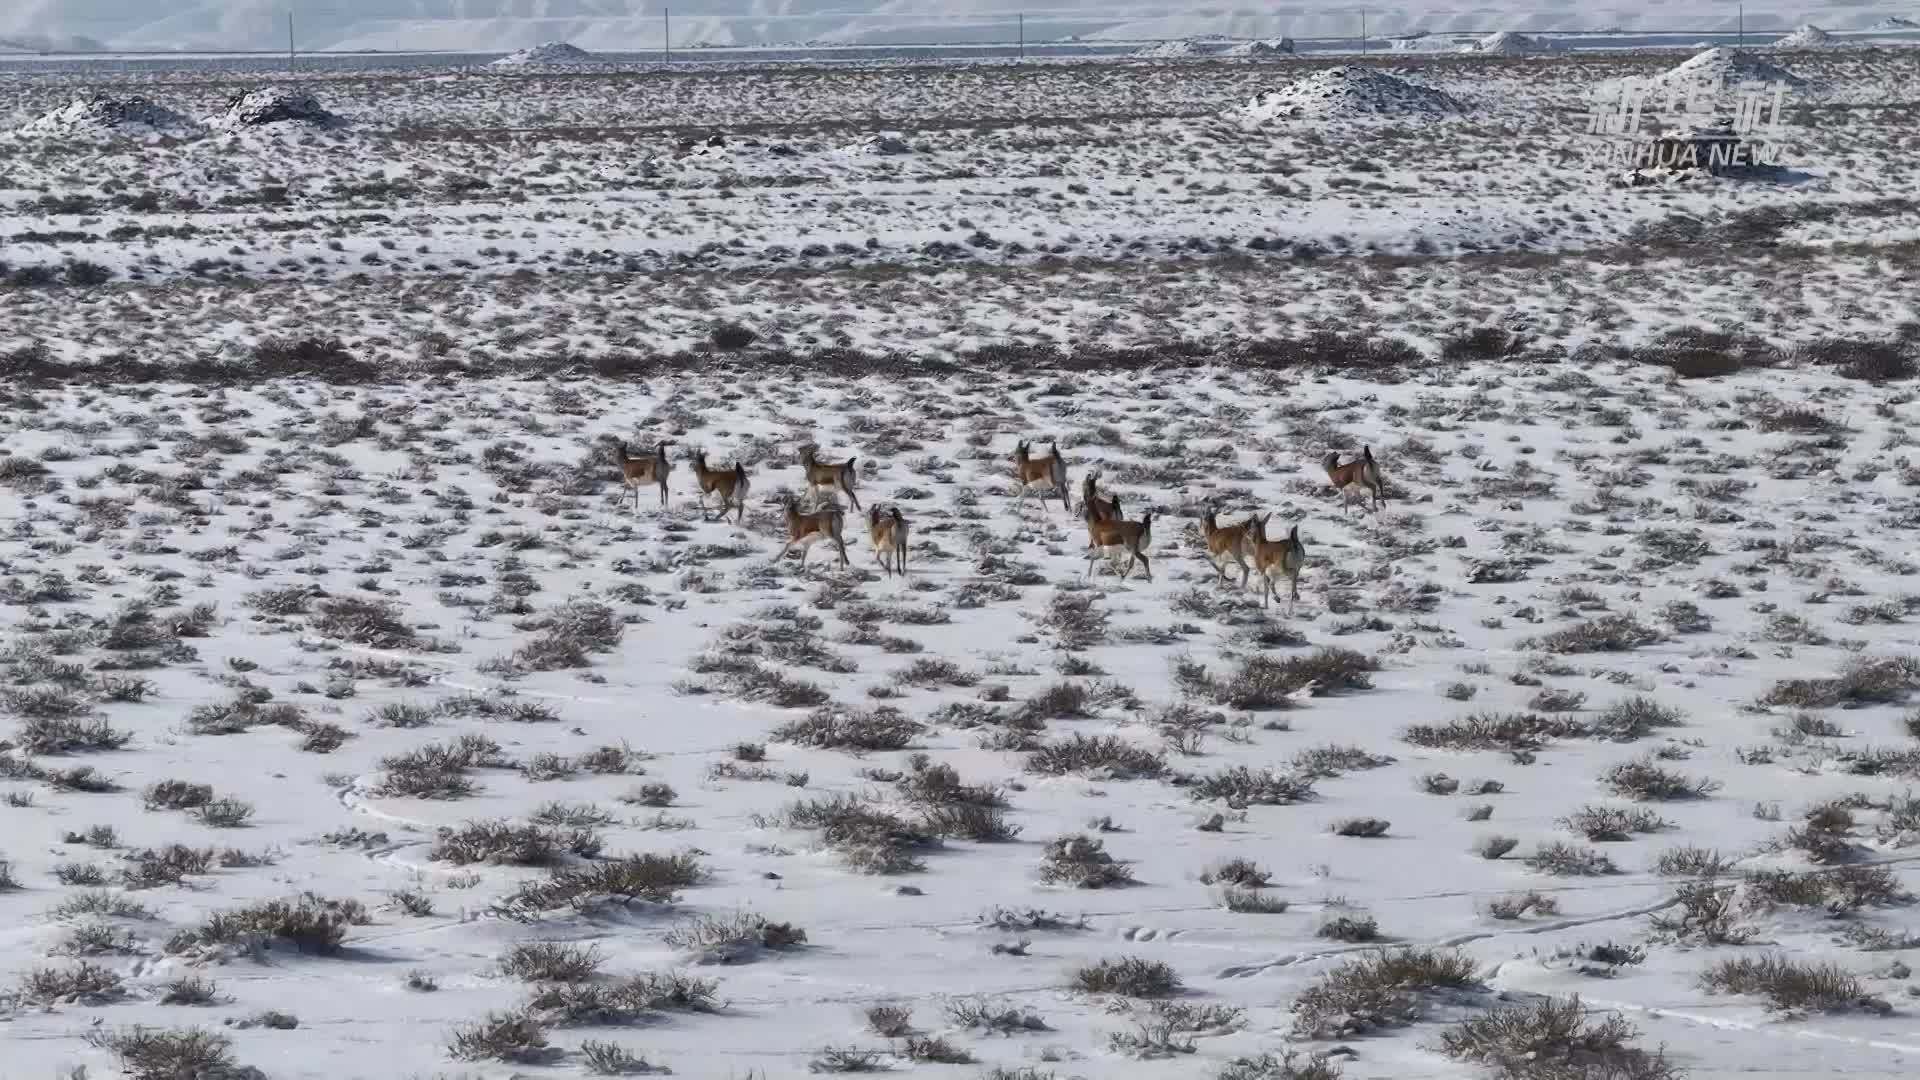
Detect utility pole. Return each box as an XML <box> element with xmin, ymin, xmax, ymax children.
<box><xmin>288</xmin><ymin>10</ymin><xmax>295</xmax><ymax>72</ymax></box>
<box><xmin>664</xmin><ymin>7</ymin><xmax>671</xmax><ymax>65</ymax></box>
<box><xmin>1738</xmin><ymin>2</ymin><xmax>1744</xmax><ymax>48</ymax></box>
<box><xmin>1018</xmin><ymin>12</ymin><xmax>1024</xmax><ymax>61</ymax></box>
<box><xmin>1360</xmin><ymin>10</ymin><xmax>1367</xmax><ymax>55</ymax></box>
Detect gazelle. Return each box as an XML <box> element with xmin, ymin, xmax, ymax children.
<box><xmin>799</xmin><ymin>445</ymin><xmax>861</xmax><ymax>512</ymax></box>
<box><xmin>1248</xmin><ymin>514</ymin><xmax>1307</xmax><ymax>614</ymax></box>
<box><xmin>613</xmin><ymin>440</ymin><xmax>672</xmax><ymax>512</ymax></box>
<box><xmin>868</xmin><ymin>505</ymin><xmax>908</xmax><ymax>578</ymax></box>
<box><xmin>1323</xmin><ymin>446</ymin><xmax>1386</xmax><ymax>515</ymax></box>
<box><xmin>777</xmin><ymin>493</ymin><xmax>849</xmax><ymax>572</ymax></box>
<box><xmin>1083</xmin><ymin>501</ymin><xmax>1153</xmax><ymax>581</ymax></box>
<box><xmin>1012</xmin><ymin>439</ymin><xmax>1070</xmax><ymax>514</ymax></box>
<box><xmin>1082</xmin><ymin>471</ymin><xmax>1121</xmax><ymax>524</ymax></box>
<box><xmin>691</xmin><ymin>449</ymin><xmax>750</xmax><ymax>524</ymax></box>
<box><xmin>1200</xmin><ymin>505</ymin><xmax>1255</xmax><ymax>589</ymax></box>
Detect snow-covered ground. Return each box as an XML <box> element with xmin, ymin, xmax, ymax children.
<box><xmin>4</xmin><ymin>42</ymin><xmax>1920</xmax><ymax>1080</ymax></box>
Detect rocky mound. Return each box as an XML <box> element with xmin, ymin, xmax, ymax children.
<box><xmin>1135</xmin><ymin>39</ymin><xmax>1219</xmax><ymax>58</ymax></box>
<box><xmin>1223</xmin><ymin>39</ymin><xmax>1294</xmax><ymax>56</ymax></box>
<box><xmin>1868</xmin><ymin>16</ymin><xmax>1919</xmax><ymax>30</ymax></box>
<box><xmin>1232</xmin><ymin>66</ymin><xmax>1467</xmax><ymax>121</ymax></box>
<box><xmin>206</xmin><ymin>88</ymin><xmax>345</xmax><ymax>131</ymax></box>
<box><xmin>17</xmin><ymin>95</ymin><xmax>196</xmax><ymax>137</ymax></box>
<box><xmin>491</xmin><ymin>42</ymin><xmax>595</xmax><ymax>66</ymax></box>
<box><xmin>1773</xmin><ymin>24</ymin><xmax>1836</xmax><ymax>48</ymax></box>
<box><xmin>1459</xmin><ymin>31</ymin><xmax>1560</xmax><ymax>55</ymax></box>
<box><xmin>1657</xmin><ymin>47</ymin><xmax>1806</xmax><ymax>89</ymax></box>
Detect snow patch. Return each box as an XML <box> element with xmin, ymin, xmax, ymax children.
<box><xmin>204</xmin><ymin>88</ymin><xmax>346</xmax><ymax>131</ymax></box>
<box><xmin>1772</xmin><ymin>25</ymin><xmax>1837</xmax><ymax>48</ymax></box>
<box><xmin>1231</xmin><ymin>66</ymin><xmax>1467</xmax><ymax>121</ymax></box>
<box><xmin>490</xmin><ymin>41</ymin><xmax>596</xmax><ymax>66</ymax></box>
<box><xmin>1222</xmin><ymin>38</ymin><xmax>1294</xmax><ymax>56</ymax></box>
<box><xmin>16</xmin><ymin>94</ymin><xmax>196</xmax><ymax>137</ymax></box>
<box><xmin>1458</xmin><ymin>31</ymin><xmax>1562</xmax><ymax>55</ymax></box>
<box><xmin>1134</xmin><ymin>38</ymin><xmax>1224</xmax><ymax>58</ymax></box>
<box><xmin>1656</xmin><ymin>47</ymin><xmax>1807</xmax><ymax>89</ymax></box>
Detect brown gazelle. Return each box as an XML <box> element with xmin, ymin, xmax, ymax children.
<box><xmin>1083</xmin><ymin>501</ymin><xmax>1153</xmax><ymax>581</ymax></box>
<box><xmin>800</xmin><ymin>445</ymin><xmax>861</xmax><ymax>512</ymax></box>
<box><xmin>1082</xmin><ymin>470</ymin><xmax>1121</xmax><ymax>524</ymax></box>
<box><xmin>613</xmin><ymin>440</ymin><xmax>672</xmax><ymax>513</ymax></box>
<box><xmin>777</xmin><ymin>493</ymin><xmax>849</xmax><ymax>572</ymax></box>
<box><xmin>1248</xmin><ymin>514</ymin><xmax>1308</xmax><ymax>614</ymax></box>
<box><xmin>691</xmin><ymin>449</ymin><xmax>750</xmax><ymax>523</ymax></box>
<box><xmin>1200</xmin><ymin>505</ymin><xmax>1255</xmax><ymax>588</ymax></box>
<box><xmin>1323</xmin><ymin>446</ymin><xmax>1386</xmax><ymax>515</ymax></box>
<box><xmin>1012</xmin><ymin>439</ymin><xmax>1070</xmax><ymax>514</ymax></box>
<box><xmin>868</xmin><ymin>506</ymin><xmax>908</xmax><ymax>578</ymax></box>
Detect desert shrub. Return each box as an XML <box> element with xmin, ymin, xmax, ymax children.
<box><xmin>945</xmin><ymin>996</ymin><xmax>1048</xmax><ymax>1033</ymax></box>
<box><xmin>662</xmin><ymin>910</ymin><xmax>806</xmax><ymax>962</ymax></box>
<box><xmin>1315</xmin><ymin>909</ymin><xmax>1380</xmax><ymax>941</ymax></box>
<box><xmin>1560</xmin><ymin>804</ymin><xmax>1672</xmax><ymax>841</ymax></box>
<box><xmin>1761</xmin><ymin>655</ymin><xmax>1920</xmax><ymax>709</ymax></box>
<box><xmin>771</xmin><ymin>705</ymin><xmax>922</xmax><ymax>751</ymax></box>
<box><xmin>496</xmin><ymin>853</ymin><xmax>707</xmax><ymax>916</ymax></box>
<box><xmin>1289</xmin><ymin>948</ymin><xmax>1481</xmax><ymax>1039</ymax></box>
<box><xmin>1027</xmin><ymin>733</ymin><xmax>1166</xmax><ymax>778</ymax></box>
<box><xmin>1438</xmin><ymin>996</ymin><xmax>1680</xmax><ymax>1079</ymax></box>
<box><xmin>1484</xmin><ymin>891</ymin><xmax>1560</xmax><ymax>920</ymax></box>
<box><xmin>143</xmin><ymin>778</ymin><xmax>214</xmax><ymax>810</ymax></box>
<box><xmin>1594</xmin><ymin>697</ymin><xmax>1686</xmax><ymax>741</ymax></box>
<box><xmin>1039</xmin><ymin>834</ymin><xmax>1135</xmax><ymax>888</ymax></box>
<box><xmin>85</xmin><ymin>1027</ymin><xmax>244</xmax><ymax>1080</ymax></box>
<box><xmin>580</xmin><ymin>1040</ymin><xmax>655</xmax><ymax>1075</ymax></box>
<box><xmin>169</xmin><ymin>894</ymin><xmax>365</xmax><ymax>955</ymax></box>
<box><xmin>1530</xmin><ymin>615</ymin><xmax>1664</xmax><ymax>654</ymax></box>
<box><xmin>445</xmin><ymin>1009</ymin><xmax>552</xmax><ymax>1063</ymax></box>
<box><xmin>1216</xmin><ymin>1051</ymin><xmax>1345</xmax><ymax>1080</ymax></box>
<box><xmin>1699</xmin><ymin>955</ymin><xmax>1888</xmax><ymax>1014</ymax></box>
<box><xmin>499</xmin><ymin>941</ymin><xmax>604</xmax><ymax>982</ymax></box>
<box><xmin>1073</xmin><ymin>956</ymin><xmax>1182</xmax><ymax>998</ymax></box>
<box><xmin>1330</xmin><ymin>817</ymin><xmax>1390</xmax><ymax>838</ymax></box>
<box><xmin>15</xmin><ymin>714</ymin><xmax>131</xmax><ymax>754</ymax></box>
<box><xmin>920</xmin><ymin>802</ymin><xmax>1021</xmax><ymax>842</ymax></box>
<box><xmin>1402</xmin><ymin>712</ymin><xmax>1587</xmax><ymax>751</ymax></box>
<box><xmin>1200</xmin><ymin>858</ymin><xmax>1272</xmax><ymax>887</ymax></box>
<box><xmin>1185</xmin><ymin>765</ymin><xmax>1315</xmax><ymax>805</ymax></box>
<box><xmin>430</xmin><ymin>819</ymin><xmax>597</xmax><ymax>866</ymax></box>
<box><xmin>1525</xmin><ymin>842</ymin><xmax>1618</xmax><ymax>876</ymax></box>
<box><xmin>18</xmin><ymin>961</ymin><xmax>126</xmax><ymax>1004</ymax></box>
<box><xmin>1184</xmin><ymin>649</ymin><xmax>1378</xmax><ymax>709</ymax></box>
<box><xmin>1653</xmin><ymin>846</ymin><xmax>1734</xmax><ymax>876</ymax></box>
<box><xmin>1602</xmin><ymin>758</ymin><xmax>1721</xmax><ymax>800</ymax></box>
<box><xmin>1647</xmin><ymin>882</ymin><xmax>1753</xmax><ymax>945</ymax></box>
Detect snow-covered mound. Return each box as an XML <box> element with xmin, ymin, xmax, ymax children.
<box><xmin>1868</xmin><ymin>16</ymin><xmax>1919</xmax><ymax>30</ymax></box>
<box><xmin>1459</xmin><ymin>31</ymin><xmax>1560</xmax><ymax>55</ymax></box>
<box><xmin>16</xmin><ymin>95</ymin><xmax>196</xmax><ymax>137</ymax></box>
<box><xmin>1232</xmin><ymin>66</ymin><xmax>1467</xmax><ymax>121</ymax></box>
<box><xmin>1134</xmin><ymin>39</ymin><xmax>1218</xmax><ymax>58</ymax></box>
<box><xmin>1655</xmin><ymin>47</ymin><xmax>1806</xmax><ymax>89</ymax></box>
<box><xmin>205</xmin><ymin>88</ymin><xmax>345</xmax><ymax>131</ymax></box>
<box><xmin>1222</xmin><ymin>38</ymin><xmax>1294</xmax><ymax>56</ymax></box>
<box><xmin>491</xmin><ymin>42</ymin><xmax>595</xmax><ymax>66</ymax></box>
<box><xmin>1772</xmin><ymin>25</ymin><xmax>1836</xmax><ymax>48</ymax></box>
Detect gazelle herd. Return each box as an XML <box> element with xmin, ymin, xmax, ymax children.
<box><xmin>613</xmin><ymin>438</ymin><xmax>1387</xmax><ymax>615</ymax></box>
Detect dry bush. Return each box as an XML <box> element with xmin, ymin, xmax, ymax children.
<box><xmin>445</xmin><ymin>1008</ymin><xmax>552</xmax><ymax>1063</ymax></box>
<box><xmin>1601</xmin><ymin>758</ymin><xmax>1721</xmax><ymax>801</ymax></box>
<box><xmin>1560</xmin><ymin>804</ymin><xmax>1672</xmax><ymax>841</ymax></box>
<box><xmin>771</xmin><ymin>704</ymin><xmax>922</xmax><ymax>751</ymax></box>
<box><xmin>430</xmin><ymin>819</ymin><xmax>598</xmax><ymax>866</ymax></box>
<box><xmin>168</xmin><ymin>894</ymin><xmax>367</xmax><ymax>956</ymax></box>
<box><xmin>1180</xmin><ymin>649</ymin><xmax>1378</xmax><ymax>709</ymax></box>
<box><xmin>15</xmin><ymin>714</ymin><xmax>131</xmax><ymax>754</ymax></box>
<box><xmin>1073</xmin><ymin>956</ymin><xmax>1182</xmax><ymax>998</ymax></box>
<box><xmin>1185</xmin><ymin>765</ymin><xmax>1316</xmax><ymax>805</ymax></box>
<box><xmin>1027</xmin><ymin>733</ymin><xmax>1166</xmax><ymax>778</ymax></box>
<box><xmin>1216</xmin><ymin>1051</ymin><xmax>1345</xmax><ymax>1080</ymax></box>
<box><xmin>1528</xmin><ymin>616</ymin><xmax>1664</xmax><ymax>654</ymax></box>
<box><xmin>1290</xmin><ymin>948</ymin><xmax>1482</xmax><ymax>1039</ymax></box>
<box><xmin>1525</xmin><ymin>842</ymin><xmax>1619</xmax><ymax>876</ymax></box>
<box><xmin>1402</xmin><ymin>712</ymin><xmax>1587</xmax><ymax>751</ymax></box>
<box><xmin>1039</xmin><ymin>834</ymin><xmax>1135</xmax><ymax>888</ymax></box>
<box><xmin>499</xmin><ymin>941</ymin><xmax>604</xmax><ymax>982</ymax></box>
<box><xmin>1699</xmin><ymin>954</ymin><xmax>1889</xmax><ymax>1014</ymax></box>
<box><xmin>496</xmin><ymin>853</ymin><xmax>707</xmax><ymax>916</ymax></box>
<box><xmin>1438</xmin><ymin>995</ymin><xmax>1680</xmax><ymax>1080</ymax></box>
<box><xmin>85</xmin><ymin>1027</ymin><xmax>247</xmax><ymax>1080</ymax></box>
<box><xmin>662</xmin><ymin>910</ymin><xmax>806</xmax><ymax>963</ymax></box>
<box><xmin>1761</xmin><ymin>656</ymin><xmax>1920</xmax><ymax>709</ymax></box>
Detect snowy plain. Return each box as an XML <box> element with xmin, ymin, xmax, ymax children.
<box><xmin>4</xmin><ymin>39</ymin><xmax>1920</xmax><ymax>1080</ymax></box>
